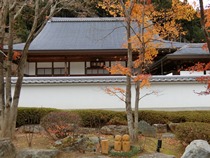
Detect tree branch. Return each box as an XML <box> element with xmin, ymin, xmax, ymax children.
<box><xmin>14</xmin><ymin>0</ymin><xmax>27</xmax><ymax>20</ymax></box>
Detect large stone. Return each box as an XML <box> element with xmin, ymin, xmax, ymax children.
<box><xmin>0</xmin><ymin>139</ymin><xmax>16</xmax><ymax>158</ymax></box>
<box><xmin>55</xmin><ymin>135</ymin><xmax>100</xmax><ymax>153</ymax></box>
<box><xmin>100</xmin><ymin>125</ymin><xmax>128</xmax><ymax>135</ymax></box>
<box><xmin>168</xmin><ymin>122</ymin><xmax>180</xmax><ymax>132</ymax></box>
<box><xmin>18</xmin><ymin>124</ymin><xmax>45</xmax><ymax>133</ymax></box>
<box><xmin>181</xmin><ymin>140</ymin><xmax>210</xmax><ymax>158</ymax></box>
<box><xmin>153</xmin><ymin>124</ymin><xmax>167</xmax><ymax>133</ymax></box>
<box><xmin>139</xmin><ymin>153</ymin><xmax>175</xmax><ymax>158</ymax></box>
<box><xmin>138</xmin><ymin>120</ymin><xmax>156</xmax><ymax>137</ymax></box>
<box><xmin>17</xmin><ymin>149</ymin><xmax>60</xmax><ymax>158</ymax></box>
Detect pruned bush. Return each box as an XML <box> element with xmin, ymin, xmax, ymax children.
<box><xmin>73</xmin><ymin>110</ymin><xmax>126</xmax><ymax>127</ymax></box>
<box><xmin>107</xmin><ymin>116</ymin><xmax>127</xmax><ymax>125</ymax></box>
<box><xmin>41</xmin><ymin>111</ymin><xmax>81</xmax><ymax>139</ymax></box>
<box><xmin>175</xmin><ymin>122</ymin><xmax>210</xmax><ymax>144</ymax></box>
<box><xmin>138</xmin><ymin>111</ymin><xmax>169</xmax><ymax>124</ymax></box>
<box><xmin>17</xmin><ymin>107</ymin><xmax>58</xmax><ymax>127</ymax></box>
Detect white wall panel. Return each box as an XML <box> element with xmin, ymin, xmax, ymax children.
<box><xmin>70</xmin><ymin>62</ymin><xmax>85</xmax><ymax>75</ymax></box>
<box><xmin>14</xmin><ymin>80</ymin><xmax>210</xmax><ymax>110</ymax></box>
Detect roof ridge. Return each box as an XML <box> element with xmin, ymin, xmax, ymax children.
<box><xmin>50</xmin><ymin>17</ymin><xmax>124</xmax><ymax>22</ymax></box>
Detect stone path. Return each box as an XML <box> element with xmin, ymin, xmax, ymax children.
<box><xmin>80</xmin><ymin>153</ymin><xmax>175</xmax><ymax>158</ymax></box>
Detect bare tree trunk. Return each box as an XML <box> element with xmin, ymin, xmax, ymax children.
<box><xmin>1</xmin><ymin>0</ymin><xmax>17</xmax><ymax>138</ymax></box>
<box><xmin>126</xmin><ymin>18</ymin><xmax>135</xmax><ymax>141</ymax></box>
<box><xmin>0</xmin><ymin>0</ymin><xmax>8</xmax><ymax>138</ymax></box>
<box><xmin>119</xmin><ymin>0</ymin><xmax>135</xmax><ymax>142</ymax></box>
<box><xmin>0</xmin><ymin>0</ymin><xmax>71</xmax><ymax>138</ymax></box>
<box><xmin>9</xmin><ymin>0</ymin><xmax>40</xmax><ymax>138</ymax></box>
<box><xmin>199</xmin><ymin>0</ymin><xmax>210</xmax><ymax>52</ymax></box>
<box><xmin>134</xmin><ymin>79</ymin><xmax>140</xmax><ymax>141</ymax></box>
<box><xmin>134</xmin><ymin>0</ymin><xmax>146</xmax><ymax>142</ymax></box>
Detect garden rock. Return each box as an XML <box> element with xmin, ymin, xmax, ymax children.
<box><xmin>17</xmin><ymin>149</ymin><xmax>60</xmax><ymax>158</ymax></box>
<box><xmin>162</xmin><ymin>133</ymin><xmax>175</xmax><ymax>138</ymax></box>
<box><xmin>139</xmin><ymin>153</ymin><xmax>175</xmax><ymax>158</ymax></box>
<box><xmin>0</xmin><ymin>139</ymin><xmax>16</xmax><ymax>158</ymax></box>
<box><xmin>152</xmin><ymin>124</ymin><xmax>167</xmax><ymax>133</ymax></box>
<box><xmin>61</xmin><ymin>135</ymin><xmax>98</xmax><ymax>152</ymax></box>
<box><xmin>18</xmin><ymin>124</ymin><xmax>45</xmax><ymax>133</ymax></box>
<box><xmin>181</xmin><ymin>140</ymin><xmax>210</xmax><ymax>158</ymax></box>
<box><xmin>138</xmin><ymin>120</ymin><xmax>156</xmax><ymax>137</ymax></box>
<box><xmin>78</xmin><ymin>127</ymin><xmax>97</xmax><ymax>134</ymax></box>
<box><xmin>100</xmin><ymin>125</ymin><xmax>128</xmax><ymax>135</ymax></box>
<box><xmin>168</xmin><ymin>122</ymin><xmax>179</xmax><ymax>132</ymax></box>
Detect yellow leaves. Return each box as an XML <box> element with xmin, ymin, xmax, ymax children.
<box><xmin>98</xmin><ymin>0</ymin><xmax>122</xmax><ymax>17</ymax></box>
<box><xmin>205</xmin><ymin>9</ymin><xmax>210</xmax><ymax>30</ymax></box>
<box><xmin>107</xmin><ymin>63</ymin><xmax>131</xmax><ymax>76</ymax></box>
<box><xmin>133</xmin><ymin>47</ymin><xmax>158</xmax><ymax>68</ymax></box>
<box><xmin>133</xmin><ymin>74</ymin><xmax>151</xmax><ymax>88</ymax></box>
<box><xmin>172</xmin><ymin>0</ymin><xmax>196</xmax><ymax>21</ymax></box>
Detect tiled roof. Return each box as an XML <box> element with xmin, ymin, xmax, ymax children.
<box><xmin>9</xmin><ymin>17</ymin><xmax>186</xmax><ymax>52</ymax></box>
<box><xmin>172</xmin><ymin>43</ymin><xmax>208</xmax><ymax>55</ymax></box>
<box><xmin>11</xmin><ymin>76</ymin><xmax>200</xmax><ymax>85</ymax></box>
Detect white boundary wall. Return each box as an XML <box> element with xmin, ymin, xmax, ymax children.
<box><xmin>11</xmin><ymin>76</ymin><xmax>210</xmax><ymax>110</ymax></box>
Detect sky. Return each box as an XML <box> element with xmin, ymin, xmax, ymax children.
<box><xmin>184</xmin><ymin>0</ymin><xmax>210</xmax><ymax>9</ymax></box>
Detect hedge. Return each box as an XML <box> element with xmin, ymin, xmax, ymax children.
<box><xmin>17</xmin><ymin>107</ymin><xmax>59</xmax><ymax>127</ymax></box>
<box><xmin>175</xmin><ymin>122</ymin><xmax>210</xmax><ymax>144</ymax></box>
<box><xmin>16</xmin><ymin>108</ymin><xmax>210</xmax><ymax>127</ymax></box>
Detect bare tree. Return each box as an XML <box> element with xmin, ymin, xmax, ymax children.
<box><xmin>0</xmin><ymin>0</ymin><xmax>66</xmax><ymax>139</ymax></box>
<box><xmin>118</xmin><ymin>0</ymin><xmax>136</xmax><ymax>141</ymax></box>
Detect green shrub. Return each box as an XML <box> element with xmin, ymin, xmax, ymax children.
<box><xmin>138</xmin><ymin>111</ymin><xmax>169</xmax><ymax>124</ymax></box>
<box><xmin>175</xmin><ymin>122</ymin><xmax>210</xmax><ymax>144</ymax></box>
<box><xmin>17</xmin><ymin>107</ymin><xmax>58</xmax><ymax>127</ymax></box>
<box><xmin>41</xmin><ymin>111</ymin><xmax>81</xmax><ymax>139</ymax></box>
<box><xmin>107</xmin><ymin>116</ymin><xmax>127</xmax><ymax>125</ymax></box>
<box><xmin>73</xmin><ymin>110</ymin><xmax>126</xmax><ymax>127</ymax></box>
<box><xmin>17</xmin><ymin>108</ymin><xmax>210</xmax><ymax>130</ymax></box>
<box><xmin>109</xmin><ymin>146</ymin><xmax>140</xmax><ymax>157</ymax></box>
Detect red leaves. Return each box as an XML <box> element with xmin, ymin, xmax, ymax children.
<box><xmin>195</xmin><ymin>76</ymin><xmax>210</xmax><ymax>95</ymax></box>
<box><xmin>13</xmin><ymin>51</ymin><xmax>21</xmax><ymax>61</ymax></box>
<box><xmin>105</xmin><ymin>87</ymin><xmax>126</xmax><ymax>102</ymax></box>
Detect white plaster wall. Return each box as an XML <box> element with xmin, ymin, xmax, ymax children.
<box><xmin>54</xmin><ymin>62</ymin><xmax>66</xmax><ymax>67</ymax></box>
<box><xmin>180</xmin><ymin>71</ymin><xmax>204</xmax><ymax>76</ymax></box>
<box><xmin>14</xmin><ymin>81</ymin><xmax>210</xmax><ymax>110</ymax></box>
<box><xmin>24</xmin><ymin>63</ymin><xmax>29</xmax><ymax>74</ymax></box>
<box><xmin>37</xmin><ymin>62</ymin><xmax>52</xmax><ymax>68</ymax></box>
<box><xmin>28</xmin><ymin>63</ymin><xmax>36</xmax><ymax>76</ymax></box>
<box><xmin>70</xmin><ymin>62</ymin><xmax>85</xmax><ymax>75</ymax></box>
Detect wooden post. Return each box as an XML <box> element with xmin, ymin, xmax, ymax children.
<box><xmin>101</xmin><ymin>139</ymin><xmax>109</xmax><ymax>154</ymax></box>
<box><xmin>114</xmin><ymin>135</ymin><xmax>122</xmax><ymax>151</ymax></box>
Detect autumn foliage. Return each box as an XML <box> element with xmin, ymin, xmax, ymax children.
<box><xmin>101</xmin><ymin>0</ymin><xmax>196</xmax><ymax>98</ymax></box>
<box><xmin>41</xmin><ymin>111</ymin><xmax>81</xmax><ymax>139</ymax></box>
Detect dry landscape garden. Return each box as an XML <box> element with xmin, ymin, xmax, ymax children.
<box><xmin>1</xmin><ymin>0</ymin><xmax>210</xmax><ymax>158</ymax></box>
<box><xmin>1</xmin><ymin>108</ymin><xmax>209</xmax><ymax>158</ymax></box>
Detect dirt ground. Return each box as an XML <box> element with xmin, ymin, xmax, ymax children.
<box><xmin>12</xmin><ymin>130</ymin><xmax>185</xmax><ymax>158</ymax></box>
<box><xmin>13</xmin><ymin>132</ymin><xmax>112</xmax><ymax>158</ymax></box>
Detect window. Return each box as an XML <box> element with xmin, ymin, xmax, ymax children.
<box><xmin>54</xmin><ymin>68</ymin><xmax>65</xmax><ymax>75</ymax></box>
<box><xmin>86</xmin><ymin>61</ymin><xmax>109</xmax><ymax>75</ymax></box>
<box><xmin>37</xmin><ymin>68</ymin><xmax>52</xmax><ymax>76</ymax></box>
<box><xmin>90</xmin><ymin>61</ymin><xmax>105</xmax><ymax>68</ymax></box>
<box><xmin>36</xmin><ymin>62</ymin><xmax>69</xmax><ymax>76</ymax></box>
<box><xmin>86</xmin><ymin>68</ymin><xmax>109</xmax><ymax>75</ymax></box>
